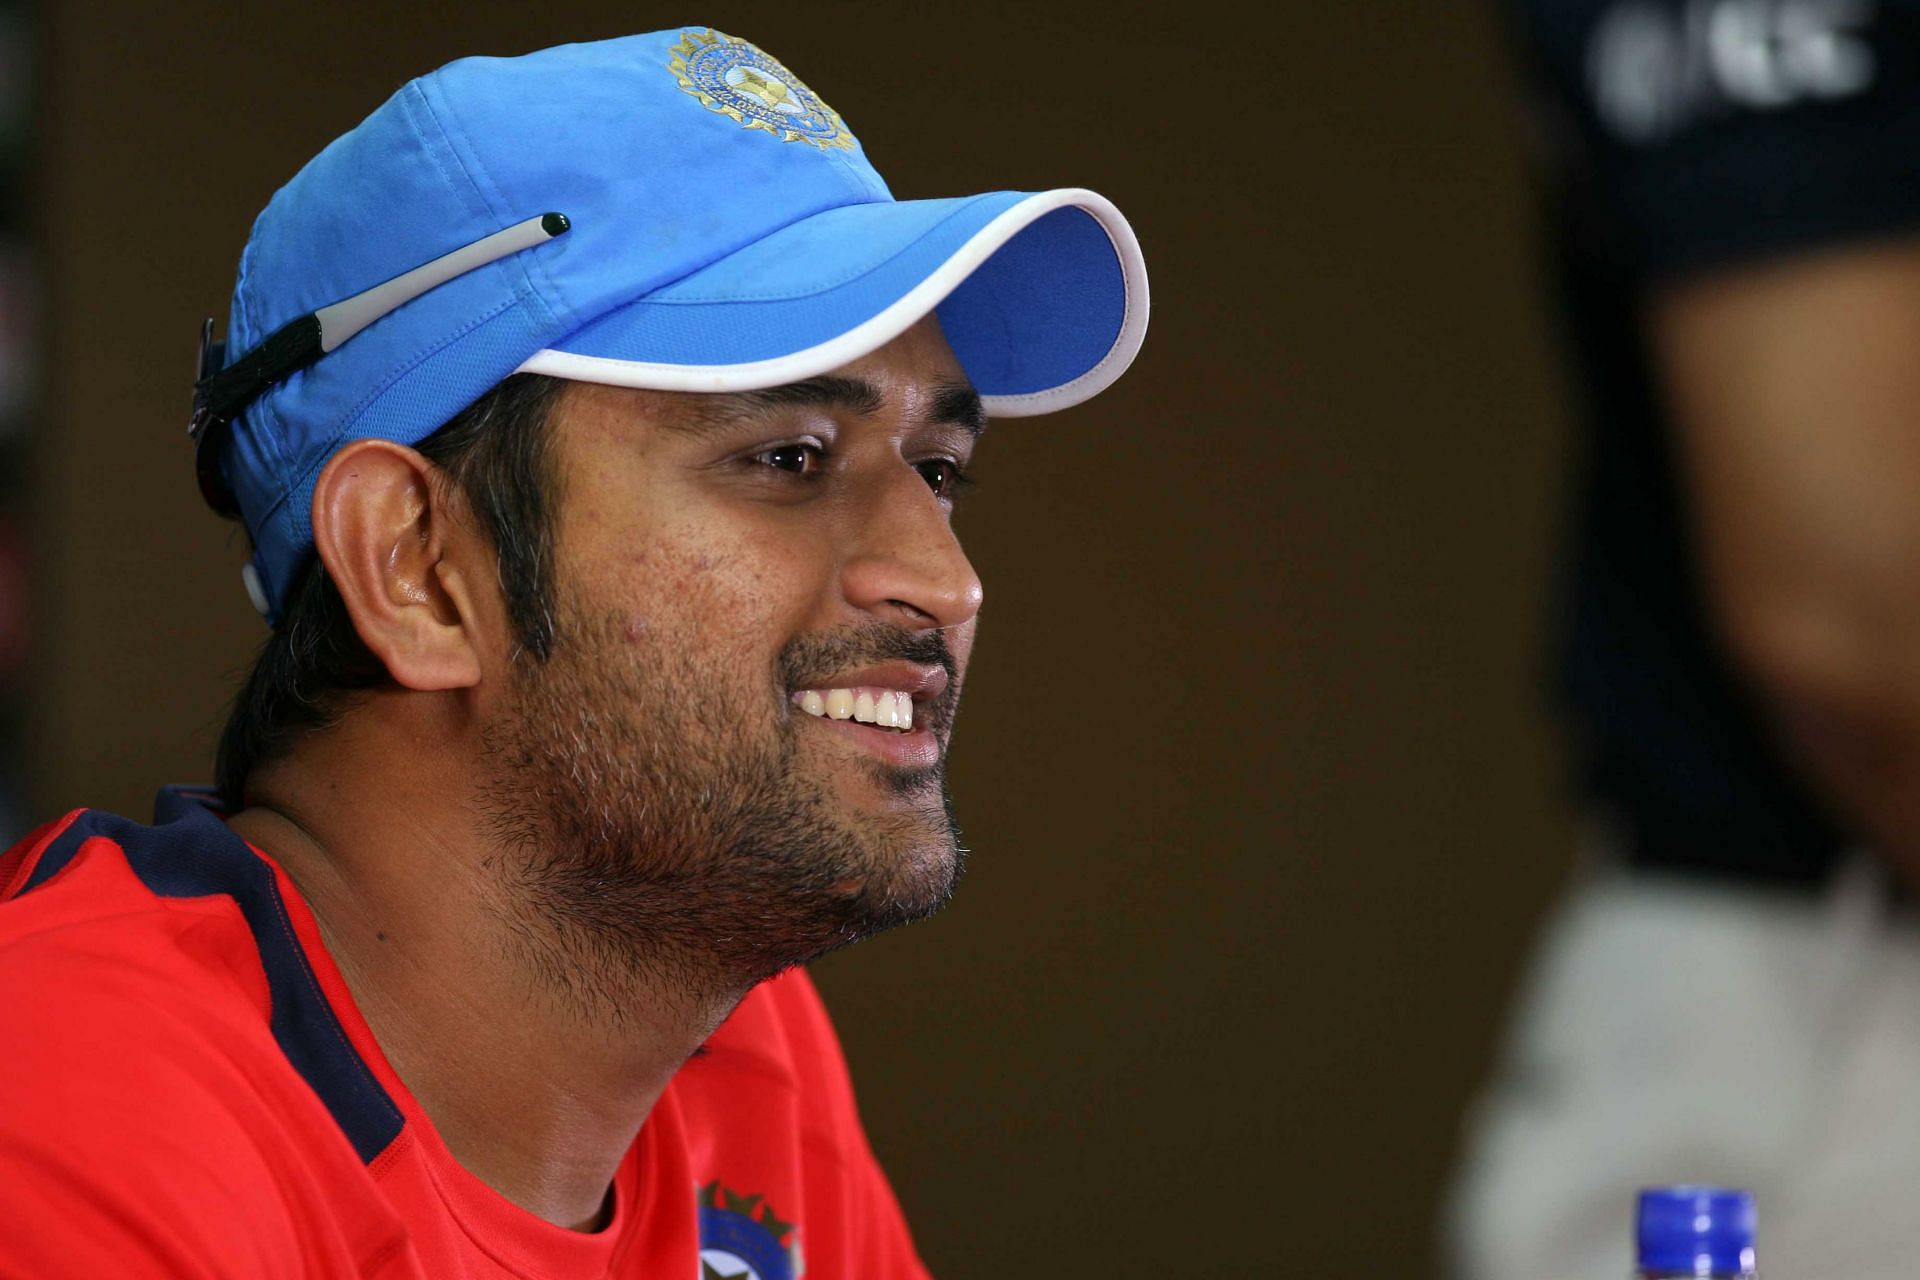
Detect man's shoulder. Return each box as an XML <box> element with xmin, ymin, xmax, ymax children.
<box><xmin>0</xmin><ymin>803</ymin><xmax>296</xmax><ymax>1126</ymax></box>
<box><xmin>0</xmin><ymin>806</ymin><xmax>274</xmax><ymax>1013</ymax></box>
<box><xmin>0</xmin><ymin>805</ymin><xmax>411</xmax><ymax>1276</ymax></box>
<box><xmin>0</xmin><ymin>798</ymin><xmax>387</xmax><ymax>1157</ymax></box>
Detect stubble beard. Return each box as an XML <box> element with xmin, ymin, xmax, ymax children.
<box><xmin>475</xmin><ymin>596</ymin><xmax>966</xmax><ymax>1024</ymax></box>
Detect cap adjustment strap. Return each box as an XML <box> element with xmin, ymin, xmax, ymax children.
<box><xmin>188</xmin><ymin>211</ymin><xmax>572</xmax><ymax>519</ymax></box>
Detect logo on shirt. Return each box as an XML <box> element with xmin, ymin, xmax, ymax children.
<box><xmin>1587</xmin><ymin>0</ymin><xmax>1877</xmax><ymax>143</ymax></box>
<box><xmin>668</xmin><ymin>29</ymin><xmax>854</xmax><ymax>151</ymax></box>
<box><xmin>698</xmin><ymin>1180</ymin><xmax>803</xmax><ymax>1280</ymax></box>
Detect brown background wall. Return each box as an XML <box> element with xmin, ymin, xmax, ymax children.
<box><xmin>33</xmin><ymin>3</ymin><xmax>1575</xmax><ymax>1274</ymax></box>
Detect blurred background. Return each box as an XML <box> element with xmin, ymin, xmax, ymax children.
<box><xmin>13</xmin><ymin>3</ymin><xmax>1576</xmax><ymax>1274</ymax></box>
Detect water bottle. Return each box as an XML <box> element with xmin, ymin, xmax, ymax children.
<box><xmin>1636</xmin><ymin>1186</ymin><xmax>1757</xmax><ymax>1278</ymax></box>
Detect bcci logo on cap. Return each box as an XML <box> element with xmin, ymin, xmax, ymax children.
<box><xmin>668</xmin><ymin>29</ymin><xmax>854</xmax><ymax>150</ymax></box>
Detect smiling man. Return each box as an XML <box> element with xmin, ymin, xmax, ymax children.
<box><xmin>0</xmin><ymin>30</ymin><xmax>1145</xmax><ymax>1279</ymax></box>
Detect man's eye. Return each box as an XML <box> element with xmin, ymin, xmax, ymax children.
<box><xmin>753</xmin><ymin>443</ymin><xmax>824</xmax><ymax>476</ymax></box>
<box><xmin>915</xmin><ymin>458</ymin><xmax>973</xmax><ymax>500</ymax></box>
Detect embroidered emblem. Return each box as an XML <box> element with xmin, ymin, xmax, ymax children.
<box><xmin>668</xmin><ymin>29</ymin><xmax>854</xmax><ymax>150</ymax></box>
<box><xmin>697</xmin><ymin>1179</ymin><xmax>804</xmax><ymax>1280</ymax></box>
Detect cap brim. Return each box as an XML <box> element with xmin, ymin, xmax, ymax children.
<box><xmin>516</xmin><ymin>187</ymin><xmax>1147</xmax><ymax>417</ymax></box>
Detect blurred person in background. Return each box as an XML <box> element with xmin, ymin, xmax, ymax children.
<box><xmin>1450</xmin><ymin>1</ymin><xmax>1920</xmax><ymax>1276</ymax></box>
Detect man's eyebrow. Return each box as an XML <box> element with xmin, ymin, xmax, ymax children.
<box><xmin>930</xmin><ymin>381</ymin><xmax>987</xmax><ymax>438</ymax></box>
<box><xmin>675</xmin><ymin>375</ymin><xmax>882</xmax><ymax>434</ymax></box>
<box><xmin>739</xmin><ymin>375</ymin><xmax>885</xmax><ymax>419</ymax></box>
<box><xmin>679</xmin><ymin>374</ymin><xmax>987</xmax><ymax>438</ymax></box>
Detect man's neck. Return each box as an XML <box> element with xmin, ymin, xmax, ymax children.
<box><xmin>226</xmin><ymin>724</ymin><xmax>744</xmax><ymax>1231</ymax></box>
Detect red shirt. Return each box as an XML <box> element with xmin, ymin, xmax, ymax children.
<box><xmin>0</xmin><ymin>790</ymin><xmax>930</xmax><ymax>1278</ymax></box>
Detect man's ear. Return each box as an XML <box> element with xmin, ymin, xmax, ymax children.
<box><xmin>310</xmin><ymin>440</ymin><xmax>486</xmax><ymax>692</ymax></box>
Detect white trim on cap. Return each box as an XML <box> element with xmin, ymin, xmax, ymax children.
<box><xmin>514</xmin><ymin>188</ymin><xmax>1149</xmax><ymax>417</ymax></box>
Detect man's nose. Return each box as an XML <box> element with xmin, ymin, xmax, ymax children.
<box><xmin>839</xmin><ymin>468</ymin><xmax>983</xmax><ymax>632</ymax></box>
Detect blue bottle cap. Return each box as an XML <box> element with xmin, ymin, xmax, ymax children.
<box><xmin>1637</xmin><ymin>1187</ymin><xmax>1756</xmax><ymax>1275</ymax></box>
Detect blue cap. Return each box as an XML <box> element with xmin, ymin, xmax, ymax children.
<box><xmin>198</xmin><ymin>28</ymin><xmax>1149</xmax><ymax>623</ymax></box>
<box><xmin>1637</xmin><ymin>1187</ymin><xmax>1757</xmax><ymax>1275</ymax></box>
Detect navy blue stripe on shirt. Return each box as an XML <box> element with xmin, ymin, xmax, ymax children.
<box><xmin>19</xmin><ymin>787</ymin><xmax>404</xmax><ymax>1163</ymax></box>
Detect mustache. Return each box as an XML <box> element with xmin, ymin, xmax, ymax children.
<box><xmin>778</xmin><ymin>622</ymin><xmax>961</xmax><ymax>725</ymax></box>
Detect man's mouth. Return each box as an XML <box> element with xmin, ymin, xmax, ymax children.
<box><xmin>787</xmin><ymin>661</ymin><xmax>949</xmax><ymax>742</ymax></box>
<box><xmin>793</xmin><ymin>687</ymin><xmax>916</xmax><ymax>732</ymax></box>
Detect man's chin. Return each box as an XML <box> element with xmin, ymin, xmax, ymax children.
<box><xmin>884</xmin><ymin>843</ymin><xmax>963</xmax><ymax>912</ymax></box>
<box><xmin>823</xmin><ymin>829</ymin><xmax>964</xmax><ymax>933</ymax></box>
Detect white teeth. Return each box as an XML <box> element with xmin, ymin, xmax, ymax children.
<box><xmin>797</xmin><ymin>688</ymin><xmax>918</xmax><ymax>731</ymax></box>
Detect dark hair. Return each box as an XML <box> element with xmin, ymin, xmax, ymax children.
<box><xmin>213</xmin><ymin>372</ymin><xmax>567</xmax><ymax>808</ymax></box>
